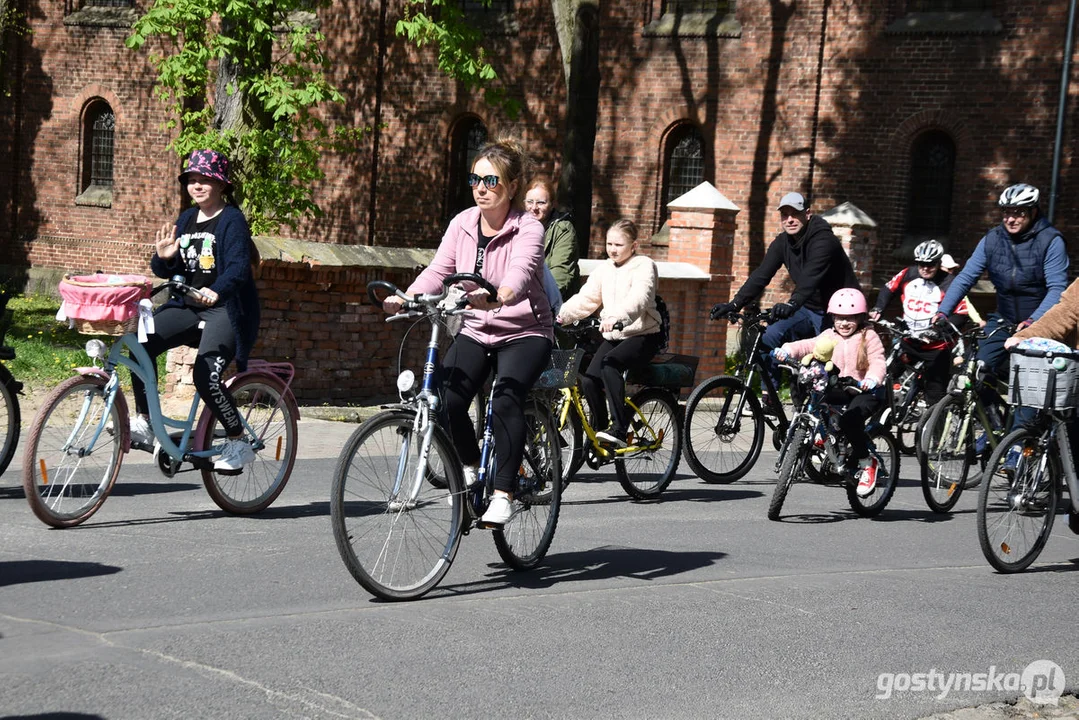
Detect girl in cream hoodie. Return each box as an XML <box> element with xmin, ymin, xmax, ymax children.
<box><xmin>557</xmin><ymin>219</ymin><xmax>663</xmax><ymax>447</ymax></box>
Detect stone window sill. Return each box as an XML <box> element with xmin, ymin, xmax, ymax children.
<box><xmin>885</xmin><ymin>11</ymin><xmax>1002</xmax><ymax>35</ymax></box>
<box><xmin>64</xmin><ymin>6</ymin><xmax>139</xmax><ymax>28</ymax></box>
<box><xmin>75</xmin><ymin>186</ymin><xmax>113</xmax><ymax>208</ymax></box>
<box><xmin>642</xmin><ymin>12</ymin><xmax>742</xmax><ymax>38</ymax></box>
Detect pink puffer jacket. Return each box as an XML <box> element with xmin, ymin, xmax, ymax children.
<box><xmin>407</xmin><ymin>206</ymin><xmax>554</xmax><ymax>345</ymax></box>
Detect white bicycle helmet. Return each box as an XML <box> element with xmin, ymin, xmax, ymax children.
<box><xmin>913</xmin><ymin>239</ymin><xmax>944</xmax><ymax>264</ymax></box>
<box><xmin>998</xmin><ymin>183</ymin><xmax>1040</xmax><ymax>208</ymax></box>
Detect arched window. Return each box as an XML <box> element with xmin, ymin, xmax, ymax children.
<box><xmin>661</xmin><ymin>123</ymin><xmax>706</xmax><ymax>222</ymax></box>
<box><xmin>909</xmin><ymin>0</ymin><xmax>989</xmax><ymax>10</ymax></box>
<box><xmin>446</xmin><ymin>117</ymin><xmax>488</xmax><ymax>219</ymax></box>
<box><xmin>906</xmin><ymin>130</ymin><xmax>956</xmax><ymax>237</ymax></box>
<box><xmin>77</xmin><ymin>100</ymin><xmax>115</xmax><ymax>205</ymax></box>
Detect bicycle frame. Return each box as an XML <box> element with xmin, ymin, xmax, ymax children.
<box><xmin>725</xmin><ymin>312</ymin><xmax>791</xmax><ymax>431</ymax></box>
<box><xmin>558</xmin><ymin>383</ymin><xmax>664</xmax><ymax>461</ymax></box>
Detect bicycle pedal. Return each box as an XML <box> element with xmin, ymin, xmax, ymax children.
<box><xmin>216</xmin><ymin>468</ymin><xmax>243</xmax><ymax>476</ymax></box>
<box><xmin>130</xmin><ymin>440</ymin><xmax>155</xmax><ymax>454</ymax></box>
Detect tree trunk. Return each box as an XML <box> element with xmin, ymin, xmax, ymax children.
<box><xmin>552</xmin><ymin>0</ymin><xmax>600</xmax><ymax>258</ymax></box>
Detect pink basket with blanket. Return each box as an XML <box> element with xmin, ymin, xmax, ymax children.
<box><xmin>58</xmin><ymin>273</ymin><xmax>152</xmax><ymax>336</ymax></box>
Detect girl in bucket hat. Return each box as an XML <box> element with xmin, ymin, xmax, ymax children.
<box><xmin>130</xmin><ymin>149</ymin><xmax>261</xmax><ymax>472</ymax></box>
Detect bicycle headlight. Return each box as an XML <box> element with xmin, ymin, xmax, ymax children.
<box><xmin>396</xmin><ymin>369</ymin><xmax>415</xmax><ymax>394</ymax></box>
<box><xmin>84</xmin><ymin>339</ymin><xmax>108</xmax><ymax>360</ymax></box>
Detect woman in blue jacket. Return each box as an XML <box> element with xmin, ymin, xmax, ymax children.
<box><xmin>130</xmin><ymin>149</ymin><xmax>261</xmax><ymax>472</ymax></box>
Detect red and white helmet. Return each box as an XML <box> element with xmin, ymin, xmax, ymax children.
<box><xmin>827</xmin><ymin>288</ymin><xmax>867</xmax><ymax>315</ymax></box>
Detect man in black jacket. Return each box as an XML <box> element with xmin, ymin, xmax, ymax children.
<box><xmin>710</xmin><ymin>192</ymin><xmax>860</xmax><ymax>399</ymax></box>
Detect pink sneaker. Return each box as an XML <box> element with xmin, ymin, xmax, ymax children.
<box><xmin>856</xmin><ymin>457</ymin><xmax>878</xmax><ymax>497</ymax></box>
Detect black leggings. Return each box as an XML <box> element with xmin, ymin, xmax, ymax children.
<box><xmin>130</xmin><ymin>304</ymin><xmax>244</xmax><ymax>436</ymax></box>
<box><xmin>900</xmin><ymin>338</ymin><xmax>954</xmax><ymax>405</ymax></box>
<box><xmin>581</xmin><ymin>332</ymin><xmax>664</xmax><ymax>434</ymax></box>
<box><xmin>442</xmin><ymin>334</ymin><xmax>552</xmax><ymax>494</ymax></box>
<box><xmin>829</xmin><ymin>388</ymin><xmax>883</xmax><ymax>463</ymax></box>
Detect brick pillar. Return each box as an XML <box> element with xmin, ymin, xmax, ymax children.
<box><xmin>820</xmin><ymin>201</ymin><xmax>878</xmax><ymax>291</ymax></box>
<box><xmin>665</xmin><ymin>182</ymin><xmax>739</xmax><ymax>379</ymax></box>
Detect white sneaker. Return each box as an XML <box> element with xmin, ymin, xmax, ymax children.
<box><xmin>214</xmin><ymin>438</ymin><xmax>256</xmax><ymax>472</ymax></box>
<box><xmin>130</xmin><ymin>415</ymin><xmax>153</xmax><ymax>446</ymax></box>
<box><xmin>480</xmin><ymin>494</ymin><xmax>513</xmax><ymax>526</ymax></box>
<box><xmin>462</xmin><ymin>464</ymin><xmax>480</xmax><ymax>488</ymax></box>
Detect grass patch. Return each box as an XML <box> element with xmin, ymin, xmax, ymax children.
<box><xmin>2</xmin><ymin>294</ymin><xmax>165</xmax><ymax>392</ymax></box>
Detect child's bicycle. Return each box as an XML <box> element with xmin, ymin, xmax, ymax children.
<box><xmin>21</xmin><ymin>276</ymin><xmax>299</xmax><ymax>528</ymax></box>
<box><xmin>553</xmin><ymin>318</ymin><xmax>689</xmax><ymax>500</ymax></box>
<box><xmin>977</xmin><ymin>346</ymin><xmax>1079</xmax><ymax>572</ymax></box>
<box><xmin>330</xmin><ymin>275</ymin><xmax>562</xmax><ymax>601</ymax></box>
<box><xmin>768</xmin><ymin>359</ymin><xmax>900</xmax><ymax>521</ymax></box>
<box><xmin>0</xmin><ymin>291</ymin><xmax>23</xmax><ymax>476</ymax></box>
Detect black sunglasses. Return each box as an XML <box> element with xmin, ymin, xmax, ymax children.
<box><xmin>468</xmin><ymin>173</ymin><xmax>500</xmax><ymax>189</ymax></box>
<box><xmin>917</xmin><ymin>262</ymin><xmax>939</xmax><ymax>268</ymax></box>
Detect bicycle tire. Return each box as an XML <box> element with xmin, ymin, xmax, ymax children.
<box><xmin>199</xmin><ymin>373</ymin><xmax>298</xmax><ymax>514</ymax></box>
<box><xmin>977</xmin><ymin>428</ymin><xmax>1058</xmax><ymax>573</ymax></box>
<box><xmin>683</xmin><ymin>375</ymin><xmax>764</xmax><ymax>484</ymax></box>
<box><xmin>494</xmin><ymin>400</ymin><xmax>562</xmax><ymax>569</ymax></box>
<box><xmin>894</xmin><ymin>391</ymin><xmax>927</xmax><ymax>456</ymax></box>
<box><xmin>331</xmin><ymin>409</ymin><xmax>464</xmax><ymax>601</ymax></box>
<box><xmin>768</xmin><ymin>421</ymin><xmax>807</xmax><ymax>521</ymax></box>
<box><xmin>920</xmin><ymin>394</ymin><xmax>975</xmax><ymax>495</ymax></box>
<box><xmin>847</xmin><ymin>430</ymin><xmax>900</xmax><ymax>517</ymax></box>
<box><xmin>22</xmin><ymin>374</ymin><xmax>124</xmax><ymax>528</ymax></box>
<box><xmin>615</xmin><ymin>388</ymin><xmax>682</xmax><ymax>500</ymax></box>
<box><xmin>0</xmin><ymin>364</ymin><xmax>21</xmax><ymax>476</ymax></box>
<box><xmin>920</xmin><ymin>402</ymin><xmax>966</xmax><ymax>513</ymax></box>
<box><xmin>553</xmin><ymin>390</ymin><xmax>584</xmax><ymax>486</ymax></box>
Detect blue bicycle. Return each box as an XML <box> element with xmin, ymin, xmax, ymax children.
<box><xmin>22</xmin><ymin>277</ymin><xmax>299</xmax><ymax>528</ymax></box>
<box><xmin>330</xmin><ymin>274</ymin><xmax>562</xmax><ymax>601</ymax></box>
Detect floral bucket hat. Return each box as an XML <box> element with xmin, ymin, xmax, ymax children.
<box><xmin>178</xmin><ymin>149</ymin><xmax>232</xmax><ymax>189</ymax></box>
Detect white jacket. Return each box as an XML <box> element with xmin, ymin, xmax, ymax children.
<box><xmin>559</xmin><ymin>254</ymin><xmax>661</xmax><ymax>341</ymax></box>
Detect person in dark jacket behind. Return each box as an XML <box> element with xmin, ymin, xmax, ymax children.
<box><xmin>934</xmin><ymin>183</ymin><xmax>1069</xmax><ymax>421</ymax></box>
<box><xmin>132</xmin><ymin>149</ymin><xmax>261</xmax><ymax>472</ymax></box>
<box><xmin>709</xmin><ymin>191</ymin><xmax>859</xmax><ymax>406</ymax></box>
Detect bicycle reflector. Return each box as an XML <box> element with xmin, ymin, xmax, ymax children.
<box><xmin>85</xmin><ymin>339</ymin><xmax>108</xmax><ymax>360</ymax></box>
<box><xmin>396</xmin><ymin>369</ymin><xmax>415</xmax><ymax>394</ymax></box>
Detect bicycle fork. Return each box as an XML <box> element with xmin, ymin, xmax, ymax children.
<box><xmin>390</xmin><ymin>404</ymin><xmax>436</xmax><ymax>508</ymax></box>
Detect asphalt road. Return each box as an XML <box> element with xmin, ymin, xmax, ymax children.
<box><xmin>1</xmin><ymin>417</ymin><xmax>1077</xmax><ymax>719</ymax></box>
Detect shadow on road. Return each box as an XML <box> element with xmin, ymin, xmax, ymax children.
<box><xmin>2</xmin><ymin>714</ymin><xmax>107</xmax><ymax>719</ymax></box>
<box><xmin>433</xmin><ymin>545</ymin><xmax>728</xmax><ymax>598</ymax></box>
<box><xmin>107</xmin><ymin>482</ymin><xmax>201</xmax><ymax>497</ymax></box>
<box><xmin>0</xmin><ymin>559</ymin><xmax>121</xmax><ymax>587</ymax></box>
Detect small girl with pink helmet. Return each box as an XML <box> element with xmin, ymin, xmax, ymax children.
<box><xmin>772</xmin><ymin>288</ymin><xmax>888</xmax><ymax>496</ymax></box>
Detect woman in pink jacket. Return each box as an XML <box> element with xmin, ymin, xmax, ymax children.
<box><xmin>383</xmin><ymin>140</ymin><xmax>553</xmax><ymax>527</ymax></box>
<box><xmin>557</xmin><ymin>219</ymin><xmax>663</xmax><ymax>447</ymax></box>
<box><xmin>773</xmin><ymin>288</ymin><xmax>887</xmax><ymax>497</ymax></box>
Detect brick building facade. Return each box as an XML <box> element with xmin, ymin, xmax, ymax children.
<box><xmin>1</xmin><ymin>1</ymin><xmax>1076</xmax><ymax>404</ymax></box>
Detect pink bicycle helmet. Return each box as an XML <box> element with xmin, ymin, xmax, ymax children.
<box><xmin>827</xmin><ymin>288</ymin><xmax>867</xmax><ymax>315</ymax></box>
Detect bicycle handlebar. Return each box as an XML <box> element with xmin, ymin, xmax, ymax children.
<box><xmin>153</xmin><ymin>275</ymin><xmax>212</xmax><ymax>304</ymax></box>
<box><xmin>557</xmin><ymin>317</ymin><xmax>625</xmax><ymax>333</ymax></box>
<box><xmin>367</xmin><ymin>273</ymin><xmax>499</xmax><ymax>312</ymax></box>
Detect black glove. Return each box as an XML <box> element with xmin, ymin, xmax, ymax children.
<box><xmin>709</xmin><ymin>302</ymin><xmax>737</xmax><ymax>321</ymax></box>
<box><xmin>931</xmin><ymin>312</ymin><xmax>949</xmax><ymax>328</ymax></box>
<box><xmin>771</xmin><ymin>302</ymin><xmax>795</xmax><ymax>321</ymax></box>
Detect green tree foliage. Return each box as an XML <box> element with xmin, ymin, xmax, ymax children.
<box><xmin>396</xmin><ymin>0</ymin><xmax>519</xmax><ymax>117</ymax></box>
<box><xmin>127</xmin><ymin>0</ymin><xmax>361</xmax><ymax>234</ymax></box>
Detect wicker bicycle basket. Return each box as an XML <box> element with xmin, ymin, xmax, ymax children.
<box><xmin>534</xmin><ymin>348</ymin><xmax>585</xmax><ymax>390</ymax></box>
<box><xmin>1008</xmin><ymin>351</ymin><xmax>1079</xmax><ymax>410</ymax></box>
<box><xmin>58</xmin><ymin>273</ymin><xmax>152</xmax><ymax>336</ymax></box>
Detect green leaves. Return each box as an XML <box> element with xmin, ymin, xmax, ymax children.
<box><xmin>127</xmin><ymin>0</ymin><xmax>359</xmax><ymax>235</ymax></box>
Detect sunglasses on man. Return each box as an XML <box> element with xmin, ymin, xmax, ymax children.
<box><xmin>468</xmin><ymin>173</ymin><xmax>500</xmax><ymax>189</ymax></box>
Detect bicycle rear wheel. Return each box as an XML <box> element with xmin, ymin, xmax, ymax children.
<box><xmin>199</xmin><ymin>373</ymin><xmax>299</xmax><ymax>514</ymax></box>
<box><xmin>847</xmin><ymin>431</ymin><xmax>900</xmax><ymax>517</ymax></box>
<box><xmin>921</xmin><ymin>394</ymin><xmax>975</xmax><ymax>498</ymax></box>
<box><xmin>331</xmin><ymin>409</ymin><xmax>464</xmax><ymax>600</ymax></box>
<box><xmin>22</xmin><ymin>375</ymin><xmax>123</xmax><ymax>528</ymax></box>
<box><xmin>683</xmin><ymin>376</ymin><xmax>764</xmax><ymax>483</ymax></box>
<box><xmin>553</xmin><ymin>389</ymin><xmax>584</xmax><ymax>486</ymax></box>
<box><xmin>615</xmin><ymin>388</ymin><xmax>682</xmax><ymax>500</ymax></box>
<box><xmin>0</xmin><ymin>365</ymin><xmax>21</xmax><ymax>476</ymax></box>
<box><xmin>977</xmin><ymin>428</ymin><xmax>1058</xmax><ymax>573</ymax></box>
<box><xmin>494</xmin><ymin>401</ymin><xmax>562</xmax><ymax>569</ymax></box>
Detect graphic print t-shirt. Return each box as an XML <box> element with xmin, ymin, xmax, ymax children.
<box><xmin>176</xmin><ymin>213</ymin><xmax>222</xmax><ymax>305</ymax></box>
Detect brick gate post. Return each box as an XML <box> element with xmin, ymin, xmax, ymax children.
<box><xmin>819</xmin><ymin>201</ymin><xmax>878</xmax><ymax>292</ymax></box>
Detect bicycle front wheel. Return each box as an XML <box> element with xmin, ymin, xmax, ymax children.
<box><xmin>22</xmin><ymin>375</ymin><xmax>123</xmax><ymax>528</ymax></box>
<box><xmin>615</xmin><ymin>388</ymin><xmax>682</xmax><ymax>500</ymax></box>
<box><xmin>977</xmin><ymin>428</ymin><xmax>1058</xmax><ymax>573</ymax></box>
<box><xmin>199</xmin><ymin>373</ymin><xmax>299</xmax><ymax>514</ymax></box>
<box><xmin>683</xmin><ymin>376</ymin><xmax>764</xmax><ymax>484</ymax></box>
<box><xmin>494</xmin><ymin>400</ymin><xmax>562</xmax><ymax>569</ymax></box>
<box><xmin>331</xmin><ymin>409</ymin><xmax>464</xmax><ymax>600</ymax></box>
<box><xmin>768</xmin><ymin>420</ymin><xmax>807</xmax><ymax>521</ymax></box>
<box><xmin>0</xmin><ymin>364</ymin><xmax>21</xmax><ymax>476</ymax></box>
<box><xmin>921</xmin><ymin>394</ymin><xmax>975</xmax><ymax>503</ymax></box>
